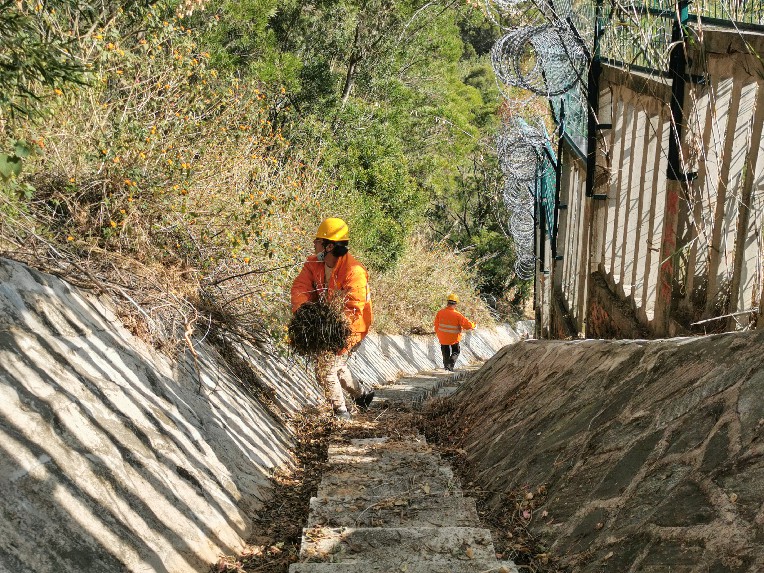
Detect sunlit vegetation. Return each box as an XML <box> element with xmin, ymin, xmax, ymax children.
<box><xmin>0</xmin><ymin>0</ymin><xmax>530</xmax><ymax>349</ymax></box>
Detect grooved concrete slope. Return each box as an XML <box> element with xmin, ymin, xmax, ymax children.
<box><xmin>0</xmin><ymin>257</ymin><xmax>522</xmax><ymax>572</ymax></box>
<box><xmin>348</xmin><ymin>322</ymin><xmax>531</xmax><ymax>387</ymax></box>
<box><xmin>0</xmin><ymin>258</ymin><xmax>321</xmax><ymax>573</ymax></box>
<box><xmin>448</xmin><ymin>334</ymin><xmax>764</xmax><ymax>572</ymax></box>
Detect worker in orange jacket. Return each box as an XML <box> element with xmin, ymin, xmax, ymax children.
<box><xmin>434</xmin><ymin>293</ymin><xmax>475</xmax><ymax>371</ymax></box>
<box><xmin>291</xmin><ymin>217</ymin><xmax>374</xmax><ymax>419</ymax></box>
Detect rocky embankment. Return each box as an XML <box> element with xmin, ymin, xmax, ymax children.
<box><xmin>447</xmin><ymin>335</ymin><xmax>764</xmax><ymax>572</ymax></box>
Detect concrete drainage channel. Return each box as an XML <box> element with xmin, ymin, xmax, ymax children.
<box><xmin>289</xmin><ymin>367</ymin><xmax>517</xmax><ymax>573</ymax></box>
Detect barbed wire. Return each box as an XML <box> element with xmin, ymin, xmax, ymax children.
<box><xmin>489</xmin><ymin>0</ymin><xmax>764</xmax><ymax>327</ymax></box>
<box><xmin>496</xmin><ymin>119</ymin><xmax>548</xmax><ymax>279</ymax></box>
<box><xmin>491</xmin><ymin>24</ymin><xmax>587</xmax><ymax>97</ymax></box>
<box><xmin>488</xmin><ymin>0</ymin><xmax>587</xmax><ymax>281</ymax></box>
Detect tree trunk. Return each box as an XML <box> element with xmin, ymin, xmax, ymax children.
<box><xmin>340</xmin><ymin>56</ymin><xmax>358</xmax><ymax>105</ymax></box>
<box><xmin>340</xmin><ymin>23</ymin><xmax>363</xmax><ymax>106</ymax></box>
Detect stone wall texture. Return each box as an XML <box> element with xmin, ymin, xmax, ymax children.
<box><xmin>449</xmin><ymin>333</ymin><xmax>764</xmax><ymax>573</ymax></box>
<box><xmin>0</xmin><ymin>258</ymin><xmax>521</xmax><ymax>572</ymax></box>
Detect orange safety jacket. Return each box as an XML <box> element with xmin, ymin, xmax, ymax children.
<box><xmin>291</xmin><ymin>252</ymin><xmax>373</xmax><ymax>352</ymax></box>
<box><xmin>434</xmin><ymin>306</ymin><xmax>475</xmax><ymax>345</ymax></box>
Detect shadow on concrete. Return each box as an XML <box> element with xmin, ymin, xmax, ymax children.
<box><xmin>0</xmin><ymin>260</ymin><xmax>317</xmax><ymax>572</ymax></box>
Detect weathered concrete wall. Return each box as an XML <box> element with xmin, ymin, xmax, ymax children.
<box><xmin>546</xmin><ymin>27</ymin><xmax>764</xmax><ymax>339</ymax></box>
<box><xmin>590</xmin><ymin>68</ymin><xmax>673</xmax><ymax>335</ymax></box>
<box><xmin>0</xmin><ymin>258</ymin><xmax>323</xmax><ymax>573</ymax></box>
<box><xmin>0</xmin><ymin>257</ymin><xmax>524</xmax><ymax>572</ymax></box>
<box><xmin>680</xmin><ymin>31</ymin><xmax>764</xmax><ymax>329</ymax></box>
<box><xmin>553</xmin><ymin>150</ymin><xmax>589</xmax><ymax>335</ymax></box>
<box><xmin>449</xmin><ymin>332</ymin><xmax>764</xmax><ymax>572</ymax></box>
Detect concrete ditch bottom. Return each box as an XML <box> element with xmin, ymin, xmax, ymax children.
<box><xmin>289</xmin><ymin>369</ymin><xmax>517</xmax><ymax>573</ymax></box>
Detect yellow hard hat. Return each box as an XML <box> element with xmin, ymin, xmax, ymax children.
<box><xmin>447</xmin><ymin>293</ymin><xmax>459</xmax><ymax>303</ymax></box>
<box><xmin>316</xmin><ymin>218</ymin><xmax>349</xmax><ymax>241</ymax></box>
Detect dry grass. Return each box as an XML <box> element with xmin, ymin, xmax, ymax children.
<box><xmin>372</xmin><ymin>234</ymin><xmax>495</xmax><ymax>334</ymax></box>
<box><xmin>0</xmin><ymin>11</ymin><xmax>497</xmax><ymax>354</ymax></box>
<box><xmin>288</xmin><ymin>298</ymin><xmax>352</xmax><ymax>357</ymax></box>
<box><xmin>0</xmin><ymin>12</ymin><xmax>331</xmax><ymax>351</ymax></box>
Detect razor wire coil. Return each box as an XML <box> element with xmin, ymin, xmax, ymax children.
<box><xmin>490</xmin><ymin>24</ymin><xmax>587</xmax><ymax>97</ymax></box>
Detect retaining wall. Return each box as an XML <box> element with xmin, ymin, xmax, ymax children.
<box><xmin>0</xmin><ymin>257</ymin><xmax>523</xmax><ymax>572</ymax></box>
<box><xmin>544</xmin><ymin>25</ymin><xmax>764</xmax><ymax>338</ymax></box>
<box><xmin>449</xmin><ymin>332</ymin><xmax>764</xmax><ymax>572</ymax></box>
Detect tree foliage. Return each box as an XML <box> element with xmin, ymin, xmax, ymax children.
<box><xmin>1</xmin><ymin>0</ymin><xmax>531</xmax><ymax>345</ymax></box>
<box><xmin>0</xmin><ymin>0</ymin><xmax>141</xmax><ymax>117</ymax></box>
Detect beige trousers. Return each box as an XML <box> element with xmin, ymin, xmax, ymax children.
<box><xmin>316</xmin><ymin>353</ymin><xmax>362</xmax><ymax>411</ymax></box>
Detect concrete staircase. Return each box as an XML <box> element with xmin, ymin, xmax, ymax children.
<box><xmin>289</xmin><ymin>368</ymin><xmax>517</xmax><ymax>573</ymax></box>
<box><xmin>370</xmin><ymin>366</ymin><xmax>481</xmax><ymax>409</ymax></box>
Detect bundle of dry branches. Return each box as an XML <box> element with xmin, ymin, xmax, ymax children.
<box><xmin>288</xmin><ymin>299</ymin><xmax>351</xmax><ymax>358</ymax></box>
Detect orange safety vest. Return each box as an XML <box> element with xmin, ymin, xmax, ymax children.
<box><xmin>291</xmin><ymin>252</ymin><xmax>373</xmax><ymax>351</ymax></box>
<box><xmin>434</xmin><ymin>306</ymin><xmax>475</xmax><ymax>345</ymax></box>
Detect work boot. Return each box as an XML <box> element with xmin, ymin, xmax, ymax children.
<box><xmin>334</xmin><ymin>407</ymin><xmax>351</xmax><ymax>420</ymax></box>
<box><xmin>354</xmin><ymin>390</ymin><xmax>375</xmax><ymax>411</ymax></box>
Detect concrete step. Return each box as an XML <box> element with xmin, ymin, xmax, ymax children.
<box><xmin>435</xmin><ymin>386</ymin><xmax>459</xmax><ymax>398</ymax></box>
<box><xmin>328</xmin><ymin>437</ymin><xmax>436</xmax><ymax>462</ymax></box>
<box><xmin>291</xmin><ymin>430</ymin><xmax>520</xmax><ymax>573</ymax></box>
<box><xmin>298</xmin><ymin>526</ymin><xmax>497</xmax><ymax>564</ymax></box>
<box><xmin>326</xmin><ymin>450</ymin><xmax>448</xmax><ymax>478</ymax></box>
<box><xmin>330</xmin><ymin>436</ymin><xmax>429</xmax><ymax>449</ymax></box>
<box><xmin>328</xmin><ymin>450</ymin><xmax>443</xmax><ymax>468</ymax></box>
<box><xmin>371</xmin><ymin>370</ymin><xmax>462</xmax><ymax>408</ymax></box>
<box><xmin>371</xmin><ymin>367</ymin><xmax>479</xmax><ymax>409</ymax></box>
<box><xmin>440</xmin><ymin>366</ymin><xmax>478</xmax><ymax>386</ymax></box>
<box><xmin>307</xmin><ymin>495</ymin><xmax>480</xmax><ymax>528</ymax></box>
<box><xmin>289</xmin><ymin>561</ymin><xmax>517</xmax><ymax>572</ymax></box>
<box><xmin>316</xmin><ymin>464</ymin><xmax>458</xmax><ymax>500</ymax></box>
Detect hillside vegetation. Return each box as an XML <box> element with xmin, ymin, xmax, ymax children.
<box><xmin>0</xmin><ymin>0</ymin><xmax>528</xmax><ymax>350</ymax></box>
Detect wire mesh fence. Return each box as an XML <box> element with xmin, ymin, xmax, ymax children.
<box><xmin>693</xmin><ymin>0</ymin><xmax>764</xmax><ymax>24</ymax></box>
<box><xmin>489</xmin><ymin>0</ymin><xmax>763</xmax><ymax>289</ymax></box>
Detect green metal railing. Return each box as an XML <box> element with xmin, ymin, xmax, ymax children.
<box><xmin>540</xmin><ymin>0</ymin><xmax>763</xmax><ymax>223</ymax></box>
<box><xmin>551</xmin><ymin>89</ymin><xmax>589</xmax><ymax>155</ymax></box>
<box><xmin>693</xmin><ymin>0</ymin><xmax>764</xmax><ymax>24</ymax></box>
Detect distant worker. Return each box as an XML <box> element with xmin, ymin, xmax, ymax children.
<box><xmin>291</xmin><ymin>217</ymin><xmax>374</xmax><ymax>420</ymax></box>
<box><xmin>434</xmin><ymin>293</ymin><xmax>476</xmax><ymax>371</ymax></box>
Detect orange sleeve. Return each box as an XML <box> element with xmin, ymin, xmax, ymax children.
<box><xmin>342</xmin><ymin>263</ymin><xmax>368</xmax><ymax>335</ymax></box>
<box><xmin>460</xmin><ymin>313</ymin><xmax>476</xmax><ymax>331</ymax></box>
<box><xmin>290</xmin><ymin>262</ymin><xmax>317</xmax><ymax>313</ymax></box>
